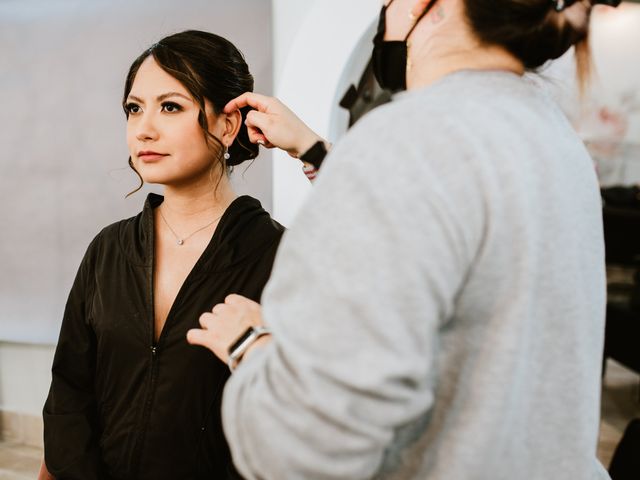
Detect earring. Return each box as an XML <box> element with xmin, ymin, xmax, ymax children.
<box><xmin>223</xmin><ymin>146</ymin><xmax>230</xmax><ymax>161</ymax></box>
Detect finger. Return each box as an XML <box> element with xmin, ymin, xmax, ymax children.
<box><xmin>247</xmin><ymin>126</ymin><xmax>269</xmax><ymax>146</ymax></box>
<box><xmin>211</xmin><ymin>303</ymin><xmax>228</xmax><ymax>316</ymax></box>
<box><xmin>225</xmin><ymin>293</ymin><xmax>250</xmax><ymax>305</ymax></box>
<box><xmin>186</xmin><ymin>328</ymin><xmax>212</xmax><ymax>347</ymax></box>
<box><xmin>224</xmin><ymin>92</ymin><xmax>271</xmax><ymax>114</ymax></box>
<box><xmin>245</xmin><ymin>111</ymin><xmax>277</xmax><ymax>147</ymax></box>
<box><xmin>198</xmin><ymin>312</ymin><xmax>215</xmax><ymax>329</ymax></box>
<box><xmin>245</xmin><ymin>110</ymin><xmax>272</xmax><ymax>134</ymax></box>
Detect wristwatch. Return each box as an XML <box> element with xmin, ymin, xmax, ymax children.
<box><xmin>227</xmin><ymin>326</ymin><xmax>271</xmax><ymax>371</ymax></box>
<box><xmin>299</xmin><ymin>140</ymin><xmax>328</xmax><ymax>170</ymax></box>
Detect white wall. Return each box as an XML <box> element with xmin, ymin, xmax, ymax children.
<box><xmin>270</xmin><ymin>0</ymin><xmax>380</xmax><ymax>226</ymax></box>
<box><xmin>0</xmin><ymin>342</ymin><xmax>54</xmax><ymax>444</ymax></box>
<box><xmin>0</xmin><ymin>343</ymin><xmax>54</xmax><ymax>416</ymax></box>
<box><xmin>0</xmin><ymin>0</ymin><xmax>274</xmax><ymax>424</ymax></box>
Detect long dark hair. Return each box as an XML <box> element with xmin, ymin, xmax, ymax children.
<box><xmin>464</xmin><ymin>0</ymin><xmax>592</xmax><ymax>90</ymax></box>
<box><xmin>123</xmin><ymin>30</ymin><xmax>258</xmax><ymax>195</ymax></box>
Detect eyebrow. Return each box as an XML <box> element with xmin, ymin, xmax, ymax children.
<box><xmin>127</xmin><ymin>92</ymin><xmax>192</xmax><ymax>103</ymax></box>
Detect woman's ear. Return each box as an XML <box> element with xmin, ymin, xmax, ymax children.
<box><xmin>222</xmin><ymin>109</ymin><xmax>242</xmax><ymax>146</ymax></box>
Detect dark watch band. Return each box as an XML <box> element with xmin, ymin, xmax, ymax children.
<box><xmin>299</xmin><ymin>140</ymin><xmax>328</xmax><ymax>170</ymax></box>
<box><xmin>227</xmin><ymin>326</ymin><xmax>271</xmax><ymax>371</ymax></box>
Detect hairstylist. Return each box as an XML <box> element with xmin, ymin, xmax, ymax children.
<box><xmin>188</xmin><ymin>0</ymin><xmax>618</xmax><ymax>478</ymax></box>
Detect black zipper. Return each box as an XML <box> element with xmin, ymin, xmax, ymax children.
<box><xmin>133</xmin><ymin>276</ymin><xmax>195</xmax><ymax>475</ymax></box>
<box><xmin>130</xmin><ymin>213</ymin><xmax>159</xmax><ymax>475</ymax></box>
<box><xmin>130</xmin><ymin>201</ymin><xmax>224</xmax><ymax>476</ymax></box>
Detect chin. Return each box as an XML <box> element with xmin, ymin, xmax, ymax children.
<box><xmin>138</xmin><ymin>171</ymin><xmax>169</xmax><ymax>185</ymax></box>
<box><xmin>136</xmin><ymin>164</ymin><xmax>173</xmax><ymax>184</ymax></box>
<box><xmin>137</xmin><ymin>160</ymin><xmax>216</xmax><ymax>189</ymax></box>
<box><xmin>142</xmin><ymin>172</ymin><xmax>209</xmax><ymax>189</ymax></box>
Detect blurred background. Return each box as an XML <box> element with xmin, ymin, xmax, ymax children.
<box><xmin>1</xmin><ymin>1</ymin><xmax>639</xmax><ymax>478</ymax></box>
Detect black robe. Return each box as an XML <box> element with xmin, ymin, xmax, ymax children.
<box><xmin>43</xmin><ymin>193</ymin><xmax>284</xmax><ymax>480</ymax></box>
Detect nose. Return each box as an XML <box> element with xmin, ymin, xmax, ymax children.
<box><xmin>135</xmin><ymin>112</ymin><xmax>159</xmax><ymax>142</ymax></box>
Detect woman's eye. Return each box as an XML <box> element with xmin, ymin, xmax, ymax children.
<box><xmin>161</xmin><ymin>102</ymin><xmax>182</xmax><ymax>113</ymax></box>
<box><xmin>125</xmin><ymin>103</ymin><xmax>141</xmax><ymax>114</ymax></box>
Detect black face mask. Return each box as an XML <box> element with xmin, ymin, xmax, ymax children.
<box><xmin>372</xmin><ymin>0</ymin><xmax>437</xmax><ymax>93</ymax></box>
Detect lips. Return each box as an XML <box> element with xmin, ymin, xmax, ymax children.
<box><xmin>138</xmin><ymin>151</ymin><xmax>168</xmax><ymax>162</ymax></box>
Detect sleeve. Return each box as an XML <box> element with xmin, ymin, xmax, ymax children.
<box><xmin>221</xmin><ymin>110</ymin><xmax>486</xmax><ymax>479</ymax></box>
<box><xmin>43</xmin><ymin>236</ymin><xmax>107</xmax><ymax>479</ymax></box>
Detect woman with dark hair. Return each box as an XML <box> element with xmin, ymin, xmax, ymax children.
<box><xmin>41</xmin><ymin>30</ymin><xmax>283</xmax><ymax>480</ymax></box>
<box><xmin>187</xmin><ymin>1</ymin><xmax>618</xmax><ymax>479</ymax></box>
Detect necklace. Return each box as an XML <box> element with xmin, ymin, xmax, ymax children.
<box><xmin>158</xmin><ymin>207</ymin><xmax>224</xmax><ymax>246</ymax></box>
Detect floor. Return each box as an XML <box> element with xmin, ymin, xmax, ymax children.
<box><xmin>0</xmin><ymin>441</ymin><xmax>41</xmax><ymax>480</ymax></box>
<box><xmin>0</xmin><ymin>360</ymin><xmax>638</xmax><ymax>479</ymax></box>
<box><xmin>597</xmin><ymin>360</ymin><xmax>640</xmax><ymax>467</ymax></box>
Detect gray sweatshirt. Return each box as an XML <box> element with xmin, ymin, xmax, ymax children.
<box><xmin>222</xmin><ymin>70</ymin><xmax>609</xmax><ymax>480</ymax></box>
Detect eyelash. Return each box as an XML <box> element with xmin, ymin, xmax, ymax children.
<box><xmin>125</xmin><ymin>101</ymin><xmax>183</xmax><ymax>115</ymax></box>
<box><xmin>161</xmin><ymin>102</ymin><xmax>182</xmax><ymax>113</ymax></box>
<box><xmin>125</xmin><ymin>102</ymin><xmax>140</xmax><ymax>115</ymax></box>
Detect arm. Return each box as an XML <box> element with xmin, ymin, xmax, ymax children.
<box><xmin>43</xmin><ymin>238</ymin><xmax>106</xmax><ymax>479</ymax></box>
<box><xmin>214</xmin><ymin>118</ymin><xmax>484</xmax><ymax>479</ymax></box>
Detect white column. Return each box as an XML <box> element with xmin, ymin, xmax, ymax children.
<box><xmin>271</xmin><ymin>0</ymin><xmax>380</xmax><ymax>226</ymax></box>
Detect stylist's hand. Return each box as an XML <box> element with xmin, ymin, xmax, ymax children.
<box><xmin>187</xmin><ymin>294</ymin><xmax>268</xmax><ymax>364</ymax></box>
<box><xmin>224</xmin><ymin>93</ymin><xmax>325</xmax><ymax>158</ymax></box>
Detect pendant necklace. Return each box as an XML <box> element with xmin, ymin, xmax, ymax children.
<box><xmin>158</xmin><ymin>207</ymin><xmax>223</xmax><ymax>246</ymax></box>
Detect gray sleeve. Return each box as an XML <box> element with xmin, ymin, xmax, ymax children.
<box><xmin>221</xmin><ymin>110</ymin><xmax>486</xmax><ymax>479</ymax></box>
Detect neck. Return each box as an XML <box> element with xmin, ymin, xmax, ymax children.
<box><xmin>160</xmin><ymin>173</ymin><xmax>236</xmax><ymax>221</ymax></box>
<box><xmin>407</xmin><ymin>19</ymin><xmax>524</xmax><ymax>90</ymax></box>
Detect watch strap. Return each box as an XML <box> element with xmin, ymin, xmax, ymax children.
<box><xmin>227</xmin><ymin>326</ymin><xmax>271</xmax><ymax>371</ymax></box>
<box><xmin>299</xmin><ymin>140</ymin><xmax>328</xmax><ymax>170</ymax></box>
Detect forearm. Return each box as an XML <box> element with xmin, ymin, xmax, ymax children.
<box><xmin>44</xmin><ymin>237</ymin><xmax>104</xmax><ymax>479</ymax></box>
<box><xmin>222</xmin><ymin>344</ymin><xmax>391</xmax><ymax>480</ymax></box>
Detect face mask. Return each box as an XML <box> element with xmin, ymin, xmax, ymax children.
<box><xmin>372</xmin><ymin>0</ymin><xmax>437</xmax><ymax>93</ymax></box>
